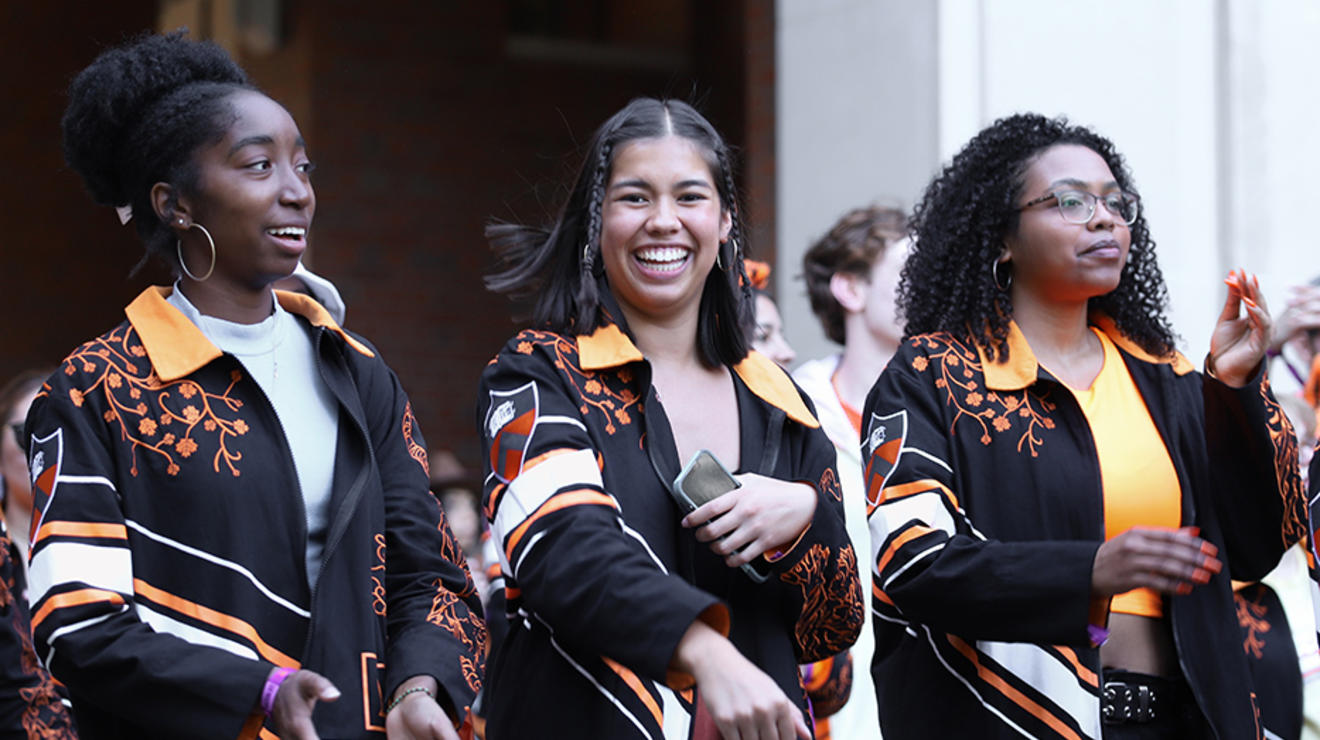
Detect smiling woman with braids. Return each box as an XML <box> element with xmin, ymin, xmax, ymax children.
<box><xmin>27</xmin><ymin>32</ymin><xmax>485</xmax><ymax>739</ymax></box>
<box><xmin>479</xmin><ymin>98</ymin><xmax>864</xmax><ymax>739</ymax></box>
<box><xmin>861</xmin><ymin>113</ymin><xmax>1305</xmax><ymax>739</ymax></box>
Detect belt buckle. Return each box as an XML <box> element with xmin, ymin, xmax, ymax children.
<box><xmin>1102</xmin><ymin>680</ymin><xmax>1157</xmax><ymax>725</ymax></box>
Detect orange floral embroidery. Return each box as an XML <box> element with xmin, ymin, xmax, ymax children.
<box><xmin>55</xmin><ymin>325</ymin><xmax>252</xmax><ymax>477</ymax></box>
<box><xmin>402</xmin><ymin>402</ymin><xmax>429</xmax><ymax>475</ymax></box>
<box><xmin>1260</xmin><ymin>378</ymin><xmax>1306</xmax><ymax>548</ymax></box>
<box><xmin>509</xmin><ymin>329</ymin><xmax>642</xmax><ymax>436</ymax></box>
<box><xmin>818</xmin><ymin>467</ymin><xmax>843</xmax><ymax>503</ymax></box>
<box><xmin>1235</xmin><ymin>587</ymin><xmax>1271</xmax><ymax>660</ymax></box>
<box><xmin>909</xmin><ymin>334</ymin><xmax>1057</xmax><ymax>457</ymax></box>
<box><xmin>370</xmin><ymin>532</ymin><xmax>387</xmax><ymax>616</ymax></box>
<box><xmin>781</xmin><ymin>544</ymin><xmax>865</xmax><ymax>664</ymax></box>
<box><xmin>3</xmin><ymin>526</ymin><xmax>78</xmax><ymax>738</ymax></box>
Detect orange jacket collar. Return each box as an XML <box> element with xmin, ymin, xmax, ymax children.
<box><xmin>577</xmin><ymin>322</ymin><xmax>820</xmax><ymax>429</ymax></box>
<box><xmin>979</xmin><ymin>315</ymin><xmax>1194</xmax><ymax>391</ymax></box>
<box><xmin>124</xmin><ymin>286</ymin><xmax>373</xmax><ymax>383</ymax></box>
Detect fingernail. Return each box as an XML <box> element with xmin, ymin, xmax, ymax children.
<box><xmin>1193</xmin><ymin>569</ymin><xmax>1210</xmax><ymax>584</ymax></box>
<box><xmin>1244</xmin><ymin>297</ymin><xmax>1258</xmax><ymax>308</ymax></box>
<box><xmin>1186</xmin><ymin>526</ymin><xmax>1201</xmax><ymax>536</ymax></box>
<box><xmin>1176</xmin><ymin>583</ymin><xmax>1193</xmax><ymax>595</ymax></box>
<box><xmin>1205</xmin><ymin>557</ymin><xmax>1223</xmax><ymax>574</ymax></box>
<box><xmin>325</xmin><ymin>688</ymin><xmax>341</xmax><ymax>700</ymax></box>
<box><xmin>1200</xmin><ymin>541</ymin><xmax>1219</xmax><ymax>557</ymax></box>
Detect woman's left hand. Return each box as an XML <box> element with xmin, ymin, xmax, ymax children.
<box><xmin>386</xmin><ymin>676</ymin><xmax>458</xmax><ymax>740</ymax></box>
<box><xmin>1209</xmin><ymin>269</ymin><xmax>1272</xmax><ymax>388</ymax></box>
<box><xmin>682</xmin><ymin>474</ymin><xmax>816</xmax><ymax>567</ymax></box>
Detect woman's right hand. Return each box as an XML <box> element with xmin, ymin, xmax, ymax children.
<box><xmin>1091</xmin><ymin>526</ymin><xmax>1222</xmax><ymax>597</ymax></box>
<box><xmin>270</xmin><ymin>669</ymin><xmax>341</xmax><ymax>740</ymax></box>
<box><xmin>672</xmin><ymin>619</ymin><xmax>811</xmax><ymax>740</ymax></box>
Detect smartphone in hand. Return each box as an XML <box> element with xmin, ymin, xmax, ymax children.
<box><xmin>672</xmin><ymin>450</ymin><xmax>768</xmax><ymax>583</ymax></box>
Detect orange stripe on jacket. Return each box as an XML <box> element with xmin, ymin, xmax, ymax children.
<box><xmin>881</xmin><ymin>478</ymin><xmax>960</xmax><ymax>510</ymax></box>
<box><xmin>947</xmin><ymin>635</ymin><xmax>1083</xmax><ymax>740</ymax></box>
<box><xmin>871</xmin><ymin>580</ymin><xmax>894</xmax><ymax>607</ymax></box>
<box><xmin>875</xmin><ymin>524</ymin><xmax>938</xmax><ymax>576</ymax></box>
<box><xmin>603</xmin><ymin>657</ymin><xmax>664</xmax><ymax>728</ymax></box>
<box><xmin>133</xmin><ymin>579</ymin><xmax>299</xmax><ymax>668</ymax></box>
<box><xmin>1052</xmin><ymin>646</ymin><xmax>1098</xmax><ymax>688</ymax></box>
<box><xmin>504</xmin><ymin>489</ymin><xmax>618</xmax><ymax>560</ymax></box>
<box><xmin>31</xmin><ymin>521</ymin><xmax>128</xmax><ymax>547</ymax></box>
<box><xmin>31</xmin><ymin>588</ymin><xmax>125</xmax><ymax>629</ymax></box>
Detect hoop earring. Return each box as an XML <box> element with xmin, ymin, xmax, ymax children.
<box><xmin>992</xmin><ymin>260</ymin><xmax>1012</xmax><ymax>292</ymax></box>
<box><xmin>717</xmin><ymin>238</ymin><xmax>738</xmax><ymax>271</ymax></box>
<box><xmin>582</xmin><ymin>242</ymin><xmax>592</xmax><ymax>265</ymax></box>
<box><xmin>178</xmin><ymin>222</ymin><xmax>216</xmax><ymax>281</ymax></box>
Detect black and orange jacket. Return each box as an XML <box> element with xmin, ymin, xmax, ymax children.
<box><xmin>477</xmin><ymin>318</ymin><xmax>865</xmax><ymax>739</ymax></box>
<box><xmin>24</xmin><ymin>286</ymin><xmax>486</xmax><ymax>739</ymax></box>
<box><xmin>0</xmin><ymin>515</ymin><xmax>77</xmax><ymax>738</ymax></box>
<box><xmin>863</xmin><ymin>319</ymin><xmax>1305</xmax><ymax>740</ymax></box>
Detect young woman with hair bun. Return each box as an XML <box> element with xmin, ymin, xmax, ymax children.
<box><xmin>31</xmin><ymin>32</ymin><xmax>486</xmax><ymax>739</ymax></box>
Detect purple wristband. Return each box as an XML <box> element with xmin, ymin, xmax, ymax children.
<box><xmin>1087</xmin><ymin>624</ymin><xmax>1110</xmax><ymax>647</ymax></box>
<box><xmin>262</xmin><ymin>667</ymin><xmax>296</xmax><ymax>716</ymax></box>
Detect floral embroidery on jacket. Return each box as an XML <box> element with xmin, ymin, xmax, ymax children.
<box><xmin>909</xmin><ymin>334</ymin><xmax>1057</xmax><ymax>457</ymax></box>
<box><xmin>1235</xmin><ymin>588</ymin><xmax>1271</xmax><ymax>660</ymax></box>
<box><xmin>1260</xmin><ymin>379</ymin><xmax>1307</xmax><ymax>548</ymax></box>
<box><xmin>512</xmin><ymin>330</ymin><xmax>642</xmax><ymax>435</ymax></box>
<box><xmin>52</xmin><ymin>325</ymin><xmax>251</xmax><ymax>477</ymax></box>
<box><xmin>781</xmin><ymin>544</ymin><xmax>865</xmax><ymax>664</ymax></box>
<box><xmin>424</xmin><ymin>508</ymin><xmax>486</xmax><ymax>693</ymax></box>
<box><xmin>402</xmin><ymin>402</ymin><xmax>429</xmax><ymax>475</ymax></box>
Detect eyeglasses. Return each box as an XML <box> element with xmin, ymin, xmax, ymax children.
<box><xmin>1018</xmin><ymin>189</ymin><xmax>1140</xmax><ymax>225</ymax></box>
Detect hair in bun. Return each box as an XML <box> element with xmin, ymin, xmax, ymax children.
<box><xmin>62</xmin><ymin>31</ymin><xmax>253</xmax><ymax>267</ymax></box>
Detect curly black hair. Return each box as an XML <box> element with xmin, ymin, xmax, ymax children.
<box><xmin>902</xmin><ymin>113</ymin><xmax>1175</xmax><ymax>361</ymax></box>
<box><xmin>61</xmin><ymin>31</ymin><xmax>253</xmax><ymax>272</ymax></box>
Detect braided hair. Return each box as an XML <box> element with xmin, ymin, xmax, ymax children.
<box><xmin>61</xmin><ymin>31</ymin><xmax>254</xmax><ymax>273</ymax></box>
<box><xmin>902</xmin><ymin>113</ymin><xmax>1175</xmax><ymax>361</ymax></box>
<box><xmin>486</xmin><ymin>98</ymin><xmax>754</xmax><ymax>369</ymax></box>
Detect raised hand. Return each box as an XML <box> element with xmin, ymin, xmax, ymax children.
<box><xmin>1208</xmin><ymin>269</ymin><xmax>1272</xmax><ymax>388</ymax></box>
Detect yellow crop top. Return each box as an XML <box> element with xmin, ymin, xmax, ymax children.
<box><xmin>1058</xmin><ymin>329</ymin><xmax>1182</xmax><ymax>618</ymax></box>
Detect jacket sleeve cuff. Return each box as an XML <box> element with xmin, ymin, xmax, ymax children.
<box><xmin>665</xmin><ymin>603</ymin><xmax>730</xmax><ymax>690</ymax></box>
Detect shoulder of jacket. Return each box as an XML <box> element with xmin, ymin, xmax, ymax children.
<box><xmin>491</xmin><ymin>329</ymin><xmax>582</xmax><ymax>369</ymax></box>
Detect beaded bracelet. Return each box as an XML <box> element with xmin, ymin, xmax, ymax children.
<box><xmin>386</xmin><ymin>685</ymin><xmax>435</xmax><ymax>714</ymax></box>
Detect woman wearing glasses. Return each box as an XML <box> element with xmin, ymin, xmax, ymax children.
<box><xmin>862</xmin><ymin>113</ymin><xmax>1304</xmax><ymax>739</ymax></box>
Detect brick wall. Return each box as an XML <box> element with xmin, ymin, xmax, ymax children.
<box><xmin>1</xmin><ymin>0</ymin><xmax>775</xmax><ymax>475</ymax></box>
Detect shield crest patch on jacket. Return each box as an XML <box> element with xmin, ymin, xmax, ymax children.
<box><xmin>863</xmin><ymin>410</ymin><xmax>906</xmax><ymax>506</ymax></box>
<box><xmin>27</xmin><ymin>428</ymin><xmax>64</xmax><ymax>544</ymax></box>
<box><xmin>485</xmin><ymin>382</ymin><xmax>539</xmax><ymax>484</ymax></box>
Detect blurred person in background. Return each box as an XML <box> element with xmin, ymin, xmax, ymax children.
<box><xmin>0</xmin><ymin>375</ymin><xmax>76</xmax><ymax>739</ymax></box>
<box><xmin>746</xmin><ymin>259</ymin><xmax>855</xmax><ymax>739</ymax></box>
<box><xmin>1</xmin><ymin>369</ymin><xmax>52</xmax><ymax>572</ymax></box>
<box><xmin>864</xmin><ymin>113</ymin><xmax>1304</xmax><ymax>738</ymax></box>
<box><xmin>745</xmin><ymin>260</ymin><xmax>797</xmax><ymax>367</ymax></box>
<box><xmin>792</xmin><ymin>204</ymin><xmax>911</xmax><ymax>740</ymax></box>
